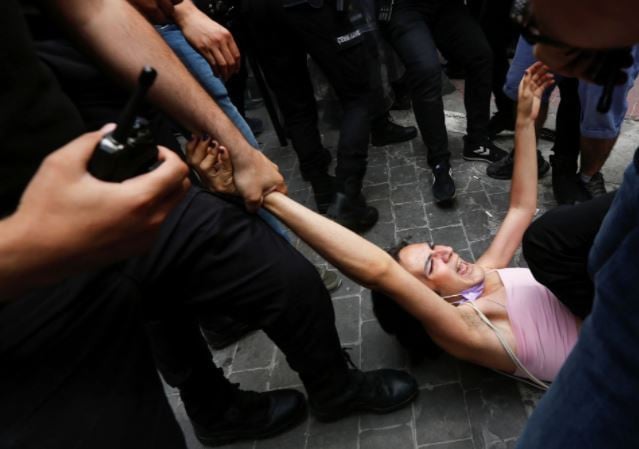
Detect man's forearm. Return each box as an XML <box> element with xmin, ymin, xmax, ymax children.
<box><xmin>0</xmin><ymin>216</ymin><xmax>50</xmax><ymax>300</ymax></box>
<box><xmin>49</xmin><ymin>0</ymin><xmax>255</xmax><ymax>166</ymax></box>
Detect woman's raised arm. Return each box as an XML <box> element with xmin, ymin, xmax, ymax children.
<box><xmin>477</xmin><ymin>63</ymin><xmax>554</xmax><ymax>269</ymax></box>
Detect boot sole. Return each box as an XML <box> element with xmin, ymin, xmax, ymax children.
<box><xmin>195</xmin><ymin>403</ymin><xmax>308</xmax><ymax>447</ymax></box>
<box><xmin>463</xmin><ymin>155</ymin><xmax>503</xmax><ymax>164</ymax></box>
<box><xmin>312</xmin><ymin>388</ymin><xmax>419</xmax><ymax>423</ymax></box>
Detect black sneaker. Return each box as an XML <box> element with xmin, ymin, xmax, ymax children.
<box><xmin>462</xmin><ymin>136</ymin><xmax>509</xmax><ymax>163</ymax></box>
<box><xmin>192</xmin><ymin>387</ymin><xmax>307</xmax><ymax>447</ymax></box>
<box><xmin>327</xmin><ymin>192</ymin><xmax>379</xmax><ymax>233</ymax></box>
<box><xmin>310</xmin><ymin>369</ymin><xmax>418</xmax><ymax>422</ymax></box>
<box><xmin>371</xmin><ymin>115</ymin><xmax>418</xmax><ymax>147</ymax></box>
<box><xmin>486</xmin><ymin>149</ymin><xmax>551</xmax><ymax>180</ymax></box>
<box><xmin>432</xmin><ymin>162</ymin><xmax>456</xmax><ymax>204</ymax></box>
<box><xmin>487</xmin><ymin>110</ymin><xmax>516</xmax><ymax>139</ymax></box>
<box><xmin>550</xmin><ymin>155</ymin><xmax>591</xmax><ymax>205</ymax></box>
<box><xmin>581</xmin><ymin>172</ymin><xmax>607</xmax><ymax>198</ymax></box>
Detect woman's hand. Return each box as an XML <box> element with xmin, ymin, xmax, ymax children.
<box><xmin>186</xmin><ymin>135</ymin><xmax>237</xmax><ymax>194</ymax></box>
<box><xmin>517</xmin><ymin>62</ymin><xmax>555</xmax><ymax>125</ymax></box>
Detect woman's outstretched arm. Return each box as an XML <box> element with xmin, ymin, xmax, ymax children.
<box><xmin>477</xmin><ymin>63</ymin><xmax>554</xmax><ymax>269</ymax></box>
<box><xmin>186</xmin><ymin>134</ymin><xmax>496</xmax><ymax>362</ymax></box>
<box><xmin>263</xmin><ymin>192</ymin><xmax>488</xmax><ymax>360</ymax></box>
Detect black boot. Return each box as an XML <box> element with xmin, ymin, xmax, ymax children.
<box><xmin>371</xmin><ymin>113</ymin><xmax>417</xmax><ymax>147</ymax></box>
<box><xmin>308</xmin><ymin>352</ymin><xmax>418</xmax><ymax>422</ymax></box>
<box><xmin>190</xmin><ymin>385</ymin><xmax>307</xmax><ymax>447</ymax></box>
<box><xmin>308</xmin><ymin>172</ymin><xmax>337</xmax><ymax>214</ymax></box>
<box><xmin>487</xmin><ymin>106</ymin><xmax>516</xmax><ymax>140</ymax></box>
<box><xmin>301</xmin><ymin>152</ymin><xmax>336</xmax><ymax>213</ymax></box>
<box><xmin>550</xmin><ymin>155</ymin><xmax>591</xmax><ymax>205</ymax></box>
<box><xmin>486</xmin><ymin>149</ymin><xmax>551</xmax><ymax>180</ymax></box>
<box><xmin>327</xmin><ymin>178</ymin><xmax>378</xmax><ymax>232</ymax></box>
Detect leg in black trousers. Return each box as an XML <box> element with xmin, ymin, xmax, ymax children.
<box><xmin>522</xmin><ymin>192</ymin><xmax>615</xmax><ymax>319</ymax></box>
<box><xmin>433</xmin><ymin>1</ymin><xmax>493</xmax><ymax>145</ymax></box>
<box><xmin>387</xmin><ymin>6</ymin><xmax>449</xmax><ymax>167</ymax></box>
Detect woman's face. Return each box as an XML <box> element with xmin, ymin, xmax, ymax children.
<box><xmin>397</xmin><ymin>243</ymin><xmax>485</xmax><ymax>299</ymax></box>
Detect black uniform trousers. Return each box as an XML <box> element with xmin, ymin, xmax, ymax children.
<box><xmin>386</xmin><ymin>0</ymin><xmax>493</xmax><ymax>167</ymax></box>
<box><xmin>1</xmin><ymin>2</ymin><xmax>349</xmax><ymax>445</ymax></box>
<box><xmin>0</xmin><ymin>188</ymin><xmax>349</xmax><ymax>449</ymax></box>
<box><xmin>242</xmin><ymin>0</ymin><xmax>374</xmax><ymax>187</ymax></box>
<box><xmin>522</xmin><ymin>192</ymin><xmax>616</xmax><ymax>319</ymax></box>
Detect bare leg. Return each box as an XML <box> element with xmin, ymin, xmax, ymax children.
<box><xmin>579</xmin><ymin>136</ymin><xmax>617</xmax><ymax>176</ymax></box>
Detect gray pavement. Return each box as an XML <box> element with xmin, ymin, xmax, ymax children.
<box><xmin>165</xmin><ymin>87</ymin><xmax>639</xmax><ymax>449</ymax></box>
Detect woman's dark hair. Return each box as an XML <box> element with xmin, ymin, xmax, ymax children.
<box><xmin>371</xmin><ymin>241</ymin><xmax>443</xmax><ymax>363</ymax></box>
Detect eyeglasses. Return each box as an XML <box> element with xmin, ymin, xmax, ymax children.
<box><xmin>510</xmin><ymin>0</ymin><xmax>568</xmax><ymax>48</ymax></box>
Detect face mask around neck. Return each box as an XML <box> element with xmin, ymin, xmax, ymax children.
<box><xmin>441</xmin><ymin>281</ymin><xmax>485</xmax><ymax>305</ymax></box>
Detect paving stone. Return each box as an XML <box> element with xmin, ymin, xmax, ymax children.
<box><xmin>255</xmin><ymin>418</ymin><xmax>309</xmax><ymax>449</ymax></box>
<box><xmin>213</xmin><ymin>342</ymin><xmax>239</xmax><ymax>373</ymax></box>
<box><xmin>396</xmin><ymin>227</ymin><xmax>433</xmax><ymax>245</ymax></box>
<box><xmin>479</xmin><ymin>177</ymin><xmax>509</xmax><ymax>195</ymax></box>
<box><xmin>456</xmin><ymin>191</ymin><xmax>492</xmax><ymax>212</ymax></box>
<box><xmin>369</xmin><ymin>198</ymin><xmax>394</xmax><ymax>224</ymax></box>
<box><xmin>517</xmin><ymin>384</ymin><xmax>545</xmax><ymax>417</ymax></box>
<box><xmin>307</xmin><ymin>415</ymin><xmax>359</xmax><ymax>449</ymax></box>
<box><xmin>461</xmin><ymin>209</ymin><xmax>495</xmax><ymax>243</ymax></box>
<box><xmin>368</xmin><ymin>148</ymin><xmax>389</xmax><ymax>166</ymax></box>
<box><xmin>410</xmin><ymin>354</ymin><xmax>459</xmax><ymax>388</ymax></box>
<box><xmin>333</xmin><ymin>273</ymin><xmax>362</xmax><ymax>298</ymax></box>
<box><xmin>465</xmin><ymin>380</ymin><xmax>528</xmax><ymax>449</ymax></box>
<box><xmin>426</xmin><ymin>203</ymin><xmax>461</xmax><ymax>229</ymax></box>
<box><xmin>394</xmin><ymin>202</ymin><xmax>427</xmax><ymax>230</ymax></box>
<box><xmin>360</xmin><ymin>289</ymin><xmax>377</xmax><ymax>322</ymax></box>
<box><xmin>469</xmin><ymin>239</ymin><xmax>492</xmax><ymax>262</ymax></box>
<box><xmin>360</xmin><ymin>425</ymin><xmax>414</xmax><ymax>449</ymax></box>
<box><xmin>431</xmin><ymin>225</ymin><xmax>468</xmax><ymax>250</ymax></box>
<box><xmin>391</xmin><ymin>165</ymin><xmax>418</xmax><ymax>186</ymax></box>
<box><xmin>333</xmin><ymin>295</ymin><xmax>361</xmax><ymax>345</ymax></box>
<box><xmin>458</xmin><ymin>361</ymin><xmax>503</xmax><ymax>391</ymax></box>
<box><xmin>366</xmin><ymin>221</ymin><xmax>398</xmax><ymax>248</ymax></box>
<box><xmin>361</xmin><ymin>320</ymin><xmax>406</xmax><ymax>370</ymax></box>
<box><xmin>363</xmin><ymin>183</ymin><xmax>391</xmax><ymax>201</ymax></box>
<box><xmin>229</xmin><ymin>368</ymin><xmax>270</xmax><ymax>392</ymax></box>
<box><xmin>391</xmin><ymin>183</ymin><xmax>424</xmax><ymax>204</ymax></box>
<box><xmin>269</xmin><ymin>349</ymin><xmax>302</xmax><ymax>390</ymax></box>
<box><xmin>458</xmin><ymin>248</ymin><xmax>476</xmax><ymax>263</ymax></box>
<box><xmin>487</xmin><ymin>192</ymin><xmax>510</xmax><ymax>212</ymax></box>
<box><xmin>421</xmin><ymin>439</ymin><xmax>475</xmax><ymax>449</ymax></box>
<box><xmin>458</xmin><ymin>173</ymin><xmax>485</xmax><ymax>194</ymax></box>
<box><xmin>387</xmin><ymin>144</ymin><xmax>416</xmax><ymax>167</ymax></box>
<box><xmin>364</xmin><ymin>165</ymin><xmax>390</xmax><ymax>186</ymax></box>
<box><xmin>414</xmin><ymin>384</ymin><xmax>472</xmax><ymax>446</ymax></box>
<box><xmin>232</xmin><ymin>331</ymin><xmax>276</xmax><ymax>372</ymax></box>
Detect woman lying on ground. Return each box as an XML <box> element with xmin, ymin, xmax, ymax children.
<box><xmin>187</xmin><ymin>63</ymin><xmax>579</xmax><ymax>389</ymax></box>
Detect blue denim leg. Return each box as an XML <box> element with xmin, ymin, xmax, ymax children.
<box><xmin>517</xmin><ymin>154</ymin><xmax>639</xmax><ymax>449</ymax></box>
<box><xmin>158</xmin><ymin>25</ymin><xmax>259</xmax><ymax>148</ymax></box>
<box><xmin>578</xmin><ymin>45</ymin><xmax>639</xmax><ymax>139</ymax></box>
<box><xmin>503</xmin><ymin>36</ymin><xmax>557</xmax><ymax>102</ymax></box>
<box><xmin>158</xmin><ymin>25</ymin><xmax>289</xmax><ymax>239</ymax></box>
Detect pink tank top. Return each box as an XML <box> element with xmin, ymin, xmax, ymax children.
<box><xmin>497</xmin><ymin>268</ymin><xmax>579</xmax><ymax>382</ymax></box>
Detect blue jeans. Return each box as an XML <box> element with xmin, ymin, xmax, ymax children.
<box><xmin>504</xmin><ymin>37</ymin><xmax>557</xmax><ymax>103</ymax></box>
<box><xmin>517</xmin><ymin>151</ymin><xmax>639</xmax><ymax>448</ymax></box>
<box><xmin>158</xmin><ymin>24</ymin><xmax>258</xmax><ymax>148</ymax></box>
<box><xmin>505</xmin><ymin>37</ymin><xmax>639</xmax><ymax>139</ymax></box>
<box><xmin>578</xmin><ymin>46</ymin><xmax>639</xmax><ymax>139</ymax></box>
<box><xmin>158</xmin><ymin>25</ymin><xmax>288</xmax><ymax>238</ymax></box>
